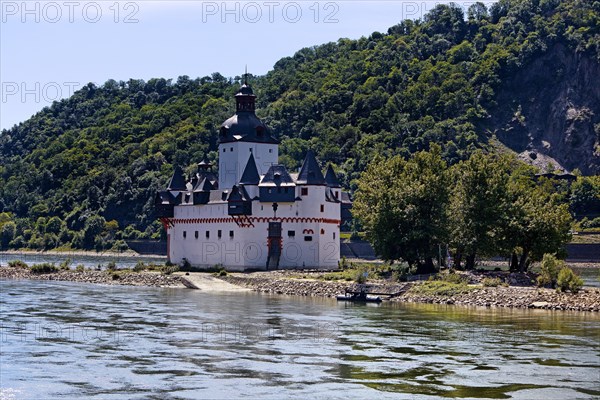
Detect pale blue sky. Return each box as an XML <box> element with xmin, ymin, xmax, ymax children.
<box><xmin>1</xmin><ymin>1</ymin><xmax>495</xmax><ymax>130</ymax></box>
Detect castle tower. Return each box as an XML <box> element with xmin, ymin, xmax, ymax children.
<box><xmin>218</xmin><ymin>78</ymin><xmax>278</xmax><ymax>189</ymax></box>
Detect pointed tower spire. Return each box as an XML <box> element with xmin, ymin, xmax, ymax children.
<box><xmin>194</xmin><ymin>177</ymin><xmax>214</xmax><ymax>192</ymax></box>
<box><xmin>324</xmin><ymin>164</ymin><xmax>341</xmax><ymax>188</ymax></box>
<box><xmin>167</xmin><ymin>165</ymin><xmax>187</xmax><ymax>191</ymax></box>
<box><xmin>296</xmin><ymin>150</ymin><xmax>325</xmax><ymax>185</ymax></box>
<box><xmin>239</xmin><ymin>153</ymin><xmax>260</xmax><ymax>185</ymax></box>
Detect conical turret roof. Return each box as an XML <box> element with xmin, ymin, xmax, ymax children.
<box><xmin>296</xmin><ymin>150</ymin><xmax>325</xmax><ymax>185</ymax></box>
<box><xmin>324</xmin><ymin>164</ymin><xmax>341</xmax><ymax>188</ymax></box>
<box><xmin>239</xmin><ymin>153</ymin><xmax>260</xmax><ymax>185</ymax></box>
<box><xmin>167</xmin><ymin>165</ymin><xmax>187</xmax><ymax>191</ymax></box>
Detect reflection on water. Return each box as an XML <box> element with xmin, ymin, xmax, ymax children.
<box><xmin>0</xmin><ymin>280</ymin><xmax>599</xmax><ymax>399</ymax></box>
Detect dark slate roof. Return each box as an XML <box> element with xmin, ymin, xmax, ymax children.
<box><xmin>239</xmin><ymin>153</ymin><xmax>261</xmax><ymax>185</ymax></box>
<box><xmin>324</xmin><ymin>164</ymin><xmax>342</xmax><ymax>188</ymax></box>
<box><xmin>220</xmin><ymin>113</ymin><xmax>278</xmax><ymax>144</ymax></box>
<box><xmin>194</xmin><ymin>177</ymin><xmax>214</xmax><ymax>192</ymax></box>
<box><xmin>259</xmin><ymin>165</ymin><xmax>296</xmax><ymax>187</ymax></box>
<box><xmin>296</xmin><ymin>150</ymin><xmax>325</xmax><ymax>185</ymax></box>
<box><xmin>325</xmin><ymin>187</ymin><xmax>341</xmax><ymax>203</ymax></box>
<box><xmin>167</xmin><ymin>166</ymin><xmax>187</xmax><ymax>191</ymax></box>
<box><xmin>219</xmin><ymin>83</ymin><xmax>279</xmax><ymax>144</ymax></box>
<box><xmin>227</xmin><ymin>185</ymin><xmax>251</xmax><ymax>201</ymax></box>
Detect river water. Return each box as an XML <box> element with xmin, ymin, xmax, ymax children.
<box><xmin>0</xmin><ymin>280</ymin><xmax>598</xmax><ymax>399</ymax></box>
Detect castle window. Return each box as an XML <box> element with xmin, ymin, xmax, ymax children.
<box><xmin>269</xmin><ymin>149</ymin><xmax>273</xmax><ymax>153</ymax></box>
<box><xmin>320</xmin><ymin>228</ymin><xmax>325</xmax><ymax>235</ymax></box>
<box><xmin>223</xmin><ymin>148</ymin><xmax>226</xmax><ymax>152</ymax></box>
<box><xmin>304</xmin><ymin>236</ymin><xmax>312</xmax><ymax>242</ymax></box>
<box><xmin>288</xmin><ymin>230</ymin><xmax>295</xmax><ymax>237</ymax></box>
<box><xmin>206</xmin><ymin>231</ymin><xmax>210</xmax><ymax>239</ymax></box>
<box><xmin>218</xmin><ymin>230</ymin><xmax>222</xmax><ymax>239</ymax></box>
<box><xmin>333</xmin><ymin>232</ymin><xmax>336</xmax><ymax>239</ymax></box>
<box><xmin>301</xmin><ymin>188</ymin><xmax>308</xmax><ymax>196</ymax></box>
<box><xmin>229</xmin><ymin>230</ymin><xmax>234</xmax><ymax>238</ymax></box>
<box><xmin>195</xmin><ymin>231</ymin><xmax>199</xmax><ymax>239</ymax></box>
<box><xmin>320</xmin><ymin>204</ymin><xmax>324</xmax><ymax>212</ymax></box>
<box><xmin>230</xmin><ymin>147</ymin><xmax>233</xmax><ymax>151</ymax></box>
<box><xmin>183</xmin><ymin>231</ymin><xmax>187</xmax><ymax>239</ymax></box>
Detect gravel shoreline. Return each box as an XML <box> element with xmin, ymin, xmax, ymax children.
<box><xmin>0</xmin><ymin>267</ymin><xmax>184</xmax><ymax>288</ymax></box>
<box><xmin>2</xmin><ymin>267</ymin><xmax>599</xmax><ymax>312</ymax></box>
<box><xmin>221</xmin><ymin>271</ymin><xmax>600</xmax><ymax>312</ymax></box>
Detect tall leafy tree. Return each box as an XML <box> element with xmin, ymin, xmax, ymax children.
<box><xmin>448</xmin><ymin>151</ymin><xmax>512</xmax><ymax>269</ymax></box>
<box><xmin>504</xmin><ymin>167</ymin><xmax>573</xmax><ymax>271</ymax></box>
<box><xmin>354</xmin><ymin>144</ymin><xmax>449</xmax><ymax>273</ymax></box>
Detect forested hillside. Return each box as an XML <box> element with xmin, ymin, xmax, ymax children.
<box><xmin>0</xmin><ymin>0</ymin><xmax>599</xmax><ymax>251</ymax></box>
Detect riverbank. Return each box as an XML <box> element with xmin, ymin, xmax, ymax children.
<box><xmin>2</xmin><ymin>266</ymin><xmax>599</xmax><ymax>311</ymax></box>
<box><xmin>0</xmin><ymin>249</ymin><xmax>166</xmax><ymax>258</ymax></box>
<box><xmin>220</xmin><ymin>270</ymin><xmax>600</xmax><ymax>312</ymax></box>
<box><xmin>0</xmin><ymin>266</ymin><xmax>183</xmax><ymax>288</ymax></box>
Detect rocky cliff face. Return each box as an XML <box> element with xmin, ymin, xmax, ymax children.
<box><xmin>488</xmin><ymin>44</ymin><xmax>599</xmax><ymax>175</ymax></box>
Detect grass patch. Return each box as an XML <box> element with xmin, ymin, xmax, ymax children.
<box><xmin>8</xmin><ymin>260</ymin><xmax>28</xmax><ymax>269</ymax></box>
<box><xmin>410</xmin><ymin>281</ymin><xmax>474</xmax><ymax>296</ymax></box>
<box><xmin>30</xmin><ymin>263</ymin><xmax>59</xmax><ymax>274</ymax></box>
<box><xmin>481</xmin><ymin>277</ymin><xmax>505</xmax><ymax>287</ymax></box>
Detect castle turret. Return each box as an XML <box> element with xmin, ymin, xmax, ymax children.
<box><xmin>218</xmin><ymin>77</ymin><xmax>278</xmax><ymax>189</ymax></box>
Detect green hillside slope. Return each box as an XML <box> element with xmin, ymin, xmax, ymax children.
<box><xmin>0</xmin><ymin>0</ymin><xmax>598</xmax><ymax>251</ymax></box>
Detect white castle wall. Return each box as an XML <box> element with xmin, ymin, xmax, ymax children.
<box><xmin>168</xmin><ymin>185</ymin><xmax>340</xmax><ymax>270</ymax></box>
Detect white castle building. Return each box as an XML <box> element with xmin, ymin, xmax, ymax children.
<box><xmin>155</xmin><ymin>80</ymin><xmax>351</xmax><ymax>270</ymax></box>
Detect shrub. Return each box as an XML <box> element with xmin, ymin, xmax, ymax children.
<box><xmin>75</xmin><ymin>264</ymin><xmax>85</xmax><ymax>272</ymax></box>
<box><xmin>436</xmin><ymin>272</ymin><xmax>469</xmax><ymax>284</ymax></box>
<box><xmin>8</xmin><ymin>260</ymin><xmax>28</xmax><ymax>269</ymax></box>
<box><xmin>111</xmin><ymin>272</ymin><xmax>120</xmax><ymax>280</ymax></box>
<box><xmin>133</xmin><ymin>261</ymin><xmax>146</xmax><ymax>272</ymax></box>
<box><xmin>482</xmin><ymin>277</ymin><xmax>503</xmax><ymax>287</ymax></box>
<box><xmin>107</xmin><ymin>261</ymin><xmax>117</xmax><ymax>271</ymax></box>
<box><xmin>355</xmin><ymin>268</ymin><xmax>369</xmax><ymax>283</ymax></box>
<box><xmin>391</xmin><ymin>263</ymin><xmax>413</xmax><ymax>282</ymax></box>
<box><xmin>180</xmin><ymin>258</ymin><xmax>192</xmax><ymax>271</ymax></box>
<box><xmin>161</xmin><ymin>264</ymin><xmax>179</xmax><ymax>275</ymax></box>
<box><xmin>536</xmin><ymin>253</ymin><xmax>564</xmax><ymax>288</ymax></box>
<box><xmin>59</xmin><ymin>258</ymin><xmax>72</xmax><ymax>270</ymax></box>
<box><xmin>556</xmin><ymin>267</ymin><xmax>584</xmax><ymax>294</ymax></box>
<box><xmin>30</xmin><ymin>263</ymin><xmax>59</xmax><ymax>274</ymax></box>
<box><xmin>218</xmin><ymin>269</ymin><xmax>228</xmax><ymax>277</ymax></box>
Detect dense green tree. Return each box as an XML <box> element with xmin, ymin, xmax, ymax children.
<box><xmin>504</xmin><ymin>168</ymin><xmax>573</xmax><ymax>271</ymax></box>
<box><xmin>448</xmin><ymin>152</ymin><xmax>512</xmax><ymax>269</ymax></box>
<box><xmin>354</xmin><ymin>145</ymin><xmax>449</xmax><ymax>273</ymax></box>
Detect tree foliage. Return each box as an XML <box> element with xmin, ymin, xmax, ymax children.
<box><xmin>0</xmin><ymin>0</ymin><xmax>596</xmax><ymax>250</ymax></box>
<box><xmin>354</xmin><ymin>148</ymin><xmax>573</xmax><ymax>272</ymax></box>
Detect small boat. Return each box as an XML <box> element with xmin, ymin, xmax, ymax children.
<box><xmin>336</xmin><ymin>292</ymin><xmax>382</xmax><ymax>303</ymax></box>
